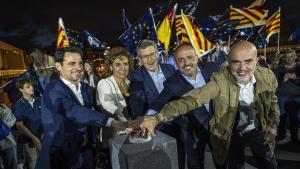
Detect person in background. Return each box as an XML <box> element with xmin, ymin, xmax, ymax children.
<box><xmin>275</xmin><ymin>49</ymin><xmax>300</xmax><ymax>143</ymax></box>
<box><xmin>13</xmin><ymin>78</ymin><xmax>43</xmax><ymax>169</ymax></box>
<box><xmin>82</xmin><ymin>60</ymin><xmax>101</xmax><ymax>89</ymax></box>
<box><xmin>0</xmin><ymin>99</ymin><xmax>17</xmax><ymax>169</ymax></box>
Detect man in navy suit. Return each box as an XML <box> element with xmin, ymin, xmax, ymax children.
<box><xmin>147</xmin><ymin>44</ymin><xmax>219</xmax><ymax>169</ymax></box>
<box><xmin>130</xmin><ymin>39</ymin><xmax>175</xmax><ymax>119</ymax></box>
<box><xmin>35</xmin><ymin>47</ymin><xmax>127</xmax><ymax>169</ymax></box>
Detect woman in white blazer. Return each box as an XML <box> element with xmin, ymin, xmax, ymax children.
<box><xmin>97</xmin><ymin>47</ymin><xmax>134</xmax><ymax>136</ymax></box>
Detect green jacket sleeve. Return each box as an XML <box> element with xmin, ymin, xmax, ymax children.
<box><xmin>159</xmin><ymin>77</ymin><xmax>220</xmax><ymax>120</ymax></box>
<box><xmin>268</xmin><ymin>72</ymin><xmax>280</xmax><ymax>127</ymax></box>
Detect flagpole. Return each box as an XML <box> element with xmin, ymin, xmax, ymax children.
<box><xmin>264</xmin><ymin>43</ymin><xmax>267</xmax><ymax>58</ymax></box>
<box><xmin>277</xmin><ymin>7</ymin><xmax>281</xmax><ymax>54</ymax></box>
<box><xmin>149</xmin><ymin>8</ymin><xmax>165</xmax><ymax>63</ymax></box>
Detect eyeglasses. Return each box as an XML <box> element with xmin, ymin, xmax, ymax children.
<box><xmin>138</xmin><ymin>51</ymin><xmax>158</xmax><ymax>60</ymax></box>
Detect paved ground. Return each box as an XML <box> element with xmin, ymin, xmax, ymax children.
<box><xmin>204</xmin><ymin>130</ymin><xmax>300</xmax><ymax>169</ymax></box>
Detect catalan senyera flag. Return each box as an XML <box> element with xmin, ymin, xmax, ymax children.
<box><xmin>157</xmin><ymin>3</ymin><xmax>177</xmax><ymax>52</ymax></box>
<box><xmin>265</xmin><ymin>9</ymin><xmax>280</xmax><ymax>41</ymax></box>
<box><xmin>230</xmin><ymin>7</ymin><xmax>268</xmax><ymax>27</ymax></box>
<box><xmin>57</xmin><ymin>18</ymin><xmax>69</xmax><ymax>49</ymax></box>
<box><xmin>181</xmin><ymin>12</ymin><xmax>214</xmax><ymax>57</ymax></box>
<box><xmin>175</xmin><ymin>16</ymin><xmax>190</xmax><ymax>43</ymax></box>
<box><xmin>248</xmin><ymin>0</ymin><xmax>266</xmax><ymax>8</ymax></box>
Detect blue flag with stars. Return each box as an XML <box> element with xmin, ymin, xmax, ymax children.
<box><xmin>119</xmin><ymin>9</ymin><xmax>157</xmax><ymax>57</ymax></box>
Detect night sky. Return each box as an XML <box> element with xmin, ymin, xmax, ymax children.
<box><xmin>0</xmin><ymin>0</ymin><xmax>299</xmax><ymax>53</ymax></box>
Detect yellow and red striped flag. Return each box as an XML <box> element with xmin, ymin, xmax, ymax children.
<box><xmin>175</xmin><ymin>15</ymin><xmax>190</xmax><ymax>43</ymax></box>
<box><xmin>56</xmin><ymin>18</ymin><xmax>69</xmax><ymax>49</ymax></box>
<box><xmin>230</xmin><ymin>7</ymin><xmax>268</xmax><ymax>26</ymax></box>
<box><xmin>265</xmin><ymin>9</ymin><xmax>280</xmax><ymax>41</ymax></box>
<box><xmin>157</xmin><ymin>3</ymin><xmax>177</xmax><ymax>52</ymax></box>
<box><xmin>181</xmin><ymin>12</ymin><xmax>213</xmax><ymax>57</ymax></box>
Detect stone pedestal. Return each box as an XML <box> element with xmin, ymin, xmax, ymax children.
<box><xmin>109</xmin><ymin>130</ymin><xmax>178</xmax><ymax>169</ymax></box>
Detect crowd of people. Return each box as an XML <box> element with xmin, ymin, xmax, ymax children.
<box><xmin>0</xmin><ymin>39</ymin><xmax>299</xmax><ymax>169</ymax></box>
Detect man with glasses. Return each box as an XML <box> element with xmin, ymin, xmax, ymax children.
<box><xmin>130</xmin><ymin>39</ymin><xmax>175</xmax><ymax>119</ymax></box>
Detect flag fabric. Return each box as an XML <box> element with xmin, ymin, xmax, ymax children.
<box><xmin>151</xmin><ymin>3</ymin><xmax>170</xmax><ymax>24</ymax></box>
<box><xmin>210</xmin><ymin>19</ymin><xmax>240</xmax><ymax>41</ymax></box>
<box><xmin>181</xmin><ymin>12</ymin><xmax>214</xmax><ymax>57</ymax></box>
<box><xmin>119</xmin><ymin>9</ymin><xmax>157</xmax><ymax>57</ymax></box>
<box><xmin>157</xmin><ymin>3</ymin><xmax>177</xmax><ymax>52</ymax></box>
<box><xmin>122</xmin><ymin>9</ymin><xmax>131</xmax><ymax>30</ymax></box>
<box><xmin>248</xmin><ymin>0</ymin><xmax>266</xmax><ymax>8</ymax></box>
<box><xmin>84</xmin><ymin>31</ymin><xmax>106</xmax><ymax>49</ymax></box>
<box><xmin>230</xmin><ymin>7</ymin><xmax>268</xmax><ymax>26</ymax></box>
<box><xmin>183</xmin><ymin>0</ymin><xmax>200</xmax><ymax>17</ymax></box>
<box><xmin>66</xmin><ymin>29</ymin><xmax>84</xmax><ymax>48</ymax></box>
<box><xmin>56</xmin><ymin>18</ymin><xmax>69</xmax><ymax>49</ymax></box>
<box><xmin>260</xmin><ymin>9</ymin><xmax>280</xmax><ymax>42</ymax></box>
<box><xmin>289</xmin><ymin>27</ymin><xmax>300</xmax><ymax>41</ymax></box>
<box><xmin>175</xmin><ymin>16</ymin><xmax>190</xmax><ymax>43</ymax></box>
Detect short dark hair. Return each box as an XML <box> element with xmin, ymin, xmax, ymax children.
<box><xmin>15</xmin><ymin>78</ymin><xmax>34</xmax><ymax>89</ymax></box>
<box><xmin>55</xmin><ymin>47</ymin><xmax>83</xmax><ymax>64</ymax></box>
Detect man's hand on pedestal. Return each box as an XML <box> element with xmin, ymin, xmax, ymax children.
<box><xmin>128</xmin><ymin>116</ymin><xmax>160</xmax><ymax>137</ymax></box>
<box><xmin>111</xmin><ymin>119</ymin><xmax>133</xmax><ymax>133</ymax></box>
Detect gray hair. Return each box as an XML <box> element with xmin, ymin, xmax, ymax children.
<box><xmin>136</xmin><ymin>40</ymin><xmax>158</xmax><ymax>56</ymax></box>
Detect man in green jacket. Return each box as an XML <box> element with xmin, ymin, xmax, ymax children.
<box><xmin>132</xmin><ymin>41</ymin><xmax>279</xmax><ymax>169</ymax></box>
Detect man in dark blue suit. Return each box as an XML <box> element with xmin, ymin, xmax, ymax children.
<box><xmin>130</xmin><ymin>40</ymin><xmax>175</xmax><ymax>119</ymax></box>
<box><xmin>35</xmin><ymin>47</ymin><xmax>128</xmax><ymax>169</ymax></box>
<box><xmin>148</xmin><ymin>44</ymin><xmax>219</xmax><ymax>169</ymax></box>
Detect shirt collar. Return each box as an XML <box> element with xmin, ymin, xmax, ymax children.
<box><xmin>60</xmin><ymin>77</ymin><xmax>81</xmax><ymax>90</ymax></box>
<box><xmin>237</xmin><ymin>74</ymin><xmax>256</xmax><ymax>88</ymax></box>
<box><xmin>182</xmin><ymin>67</ymin><xmax>201</xmax><ymax>81</ymax></box>
<box><xmin>147</xmin><ymin>65</ymin><xmax>162</xmax><ymax>76</ymax></box>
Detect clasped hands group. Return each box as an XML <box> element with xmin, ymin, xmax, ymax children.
<box><xmin>111</xmin><ymin>114</ymin><xmax>165</xmax><ymax>138</ymax></box>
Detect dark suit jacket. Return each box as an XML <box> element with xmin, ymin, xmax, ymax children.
<box><xmin>149</xmin><ymin>62</ymin><xmax>219</xmax><ymax>127</ymax></box>
<box><xmin>130</xmin><ymin>63</ymin><xmax>175</xmax><ymax>118</ymax></box>
<box><xmin>35</xmin><ymin>78</ymin><xmax>109</xmax><ymax>169</ymax></box>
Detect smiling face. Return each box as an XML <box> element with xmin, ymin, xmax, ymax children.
<box><xmin>228</xmin><ymin>41</ymin><xmax>258</xmax><ymax>84</ymax></box>
<box><xmin>55</xmin><ymin>52</ymin><xmax>83</xmax><ymax>83</ymax></box>
<box><xmin>174</xmin><ymin>45</ymin><xmax>198</xmax><ymax>79</ymax></box>
<box><xmin>137</xmin><ymin>46</ymin><xmax>159</xmax><ymax>72</ymax></box>
<box><xmin>112</xmin><ymin>55</ymin><xmax>129</xmax><ymax>80</ymax></box>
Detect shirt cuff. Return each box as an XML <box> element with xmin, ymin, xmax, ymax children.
<box><xmin>105</xmin><ymin>117</ymin><xmax>114</xmax><ymax>127</ymax></box>
<box><xmin>145</xmin><ymin>109</ymin><xmax>158</xmax><ymax>116</ymax></box>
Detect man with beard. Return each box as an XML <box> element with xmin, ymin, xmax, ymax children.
<box><xmin>131</xmin><ymin>41</ymin><xmax>279</xmax><ymax>169</ymax></box>
<box><xmin>146</xmin><ymin>44</ymin><xmax>218</xmax><ymax>169</ymax></box>
<box><xmin>35</xmin><ymin>47</ymin><xmax>128</xmax><ymax>169</ymax></box>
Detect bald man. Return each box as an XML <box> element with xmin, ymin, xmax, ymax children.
<box><xmin>132</xmin><ymin>41</ymin><xmax>279</xmax><ymax>169</ymax></box>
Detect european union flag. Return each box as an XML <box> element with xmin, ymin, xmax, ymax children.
<box><xmin>66</xmin><ymin>29</ymin><xmax>84</xmax><ymax>48</ymax></box>
<box><xmin>119</xmin><ymin>9</ymin><xmax>157</xmax><ymax>57</ymax></box>
<box><xmin>289</xmin><ymin>27</ymin><xmax>300</xmax><ymax>41</ymax></box>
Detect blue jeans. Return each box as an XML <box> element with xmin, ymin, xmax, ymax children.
<box><xmin>0</xmin><ymin>145</ymin><xmax>17</xmax><ymax>169</ymax></box>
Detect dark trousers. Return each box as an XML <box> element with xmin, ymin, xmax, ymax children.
<box><xmin>158</xmin><ymin>119</ymin><xmax>186</xmax><ymax>169</ymax></box>
<box><xmin>0</xmin><ymin>145</ymin><xmax>17</xmax><ymax>169</ymax></box>
<box><xmin>285</xmin><ymin>100</ymin><xmax>300</xmax><ymax>141</ymax></box>
<box><xmin>185</xmin><ymin>115</ymin><xmax>209</xmax><ymax>169</ymax></box>
<box><xmin>216</xmin><ymin>129</ymin><xmax>277</xmax><ymax>169</ymax></box>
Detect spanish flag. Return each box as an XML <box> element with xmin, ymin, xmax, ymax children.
<box><xmin>56</xmin><ymin>18</ymin><xmax>69</xmax><ymax>49</ymax></box>
<box><xmin>157</xmin><ymin>3</ymin><xmax>177</xmax><ymax>52</ymax></box>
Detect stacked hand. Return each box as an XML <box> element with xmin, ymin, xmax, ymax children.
<box><xmin>111</xmin><ymin>116</ymin><xmax>159</xmax><ymax>138</ymax></box>
<box><xmin>128</xmin><ymin>116</ymin><xmax>159</xmax><ymax>138</ymax></box>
